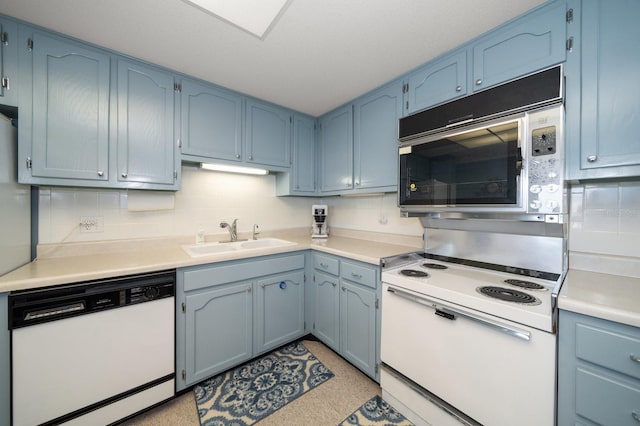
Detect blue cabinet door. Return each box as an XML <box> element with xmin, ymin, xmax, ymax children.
<box><xmin>340</xmin><ymin>280</ymin><xmax>377</xmax><ymax>379</ymax></box>
<box><xmin>291</xmin><ymin>114</ymin><xmax>316</xmax><ymax>193</ymax></box>
<box><xmin>0</xmin><ymin>18</ymin><xmax>18</xmax><ymax>107</ymax></box>
<box><xmin>245</xmin><ymin>99</ymin><xmax>291</xmax><ymax>168</ymax></box>
<box><xmin>313</xmin><ymin>270</ymin><xmax>340</xmax><ymax>351</ymax></box>
<box><xmin>319</xmin><ymin>105</ymin><xmax>353</xmax><ymax>192</ymax></box>
<box><xmin>566</xmin><ymin>0</ymin><xmax>640</xmax><ymax>179</ymax></box>
<box><xmin>404</xmin><ymin>49</ymin><xmax>467</xmax><ymax>115</ymax></box>
<box><xmin>180</xmin><ymin>78</ymin><xmax>242</xmax><ymax>162</ymax></box>
<box><xmin>184</xmin><ymin>281</ymin><xmax>253</xmax><ymax>386</ymax></box>
<box><xmin>117</xmin><ymin>59</ymin><xmax>177</xmax><ymax>187</ymax></box>
<box><xmin>30</xmin><ymin>31</ymin><xmax>110</xmax><ymax>181</ymax></box>
<box><xmin>353</xmin><ymin>80</ymin><xmax>403</xmax><ymax>192</ymax></box>
<box><xmin>471</xmin><ymin>1</ymin><xmax>567</xmax><ymax>91</ymax></box>
<box><xmin>254</xmin><ymin>270</ymin><xmax>305</xmax><ymax>354</ymax></box>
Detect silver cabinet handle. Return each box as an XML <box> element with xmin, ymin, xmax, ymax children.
<box><xmin>455</xmin><ymin>85</ymin><xmax>462</xmax><ymax>92</ymax></box>
<box><xmin>236</xmin><ymin>154</ymin><xmax>241</xmax><ymax>159</ymax></box>
<box><xmin>121</xmin><ymin>172</ymin><xmax>128</xmax><ymax>178</ymax></box>
<box><xmin>587</xmin><ymin>155</ymin><xmax>597</xmax><ymax>163</ymax></box>
<box><xmin>341</xmin><ymin>286</ymin><xmax>346</xmax><ymax>291</ymax></box>
<box><xmin>475</xmin><ymin>79</ymin><xmax>482</xmax><ymax>86</ymax></box>
<box><xmin>386</xmin><ymin>286</ymin><xmax>531</xmax><ymax>341</ymax></box>
<box><xmin>320</xmin><ymin>262</ymin><xmax>328</xmax><ymax>268</ymax></box>
<box><xmin>632</xmin><ymin>411</ymin><xmax>640</xmax><ymax>423</ymax></box>
<box><xmin>351</xmin><ymin>272</ymin><xmax>363</xmax><ymax>279</ymax></box>
<box><xmin>246</xmin><ymin>286</ymin><xmax>252</xmax><ymax>293</ymax></box>
<box><xmin>631</xmin><ymin>354</ymin><xmax>640</xmax><ymax>363</ymax></box>
<box><xmin>332</xmin><ymin>282</ymin><xmax>336</xmax><ymax>288</ymax></box>
<box><xmin>97</xmin><ymin>170</ymin><xmax>104</xmax><ymax>177</ymax></box>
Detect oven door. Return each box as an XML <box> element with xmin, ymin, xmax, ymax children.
<box><xmin>380</xmin><ymin>283</ymin><xmax>555</xmax><ymax>426</ymax></box>
<box><xmin>399</xmin><ymin>114</ymin><xmax>524</xmax><ymax>212</ymax></box>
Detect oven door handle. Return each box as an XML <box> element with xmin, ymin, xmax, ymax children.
<box><xmin>386</xmin><ymin>286</ymin><xmax>532</xmax><ymax>341</ymax></box>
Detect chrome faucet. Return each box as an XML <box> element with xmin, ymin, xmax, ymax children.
<box><xmin>220</xmin><ymin>219</ymin><xmax>238</xmax><ymax>242</ymax></box>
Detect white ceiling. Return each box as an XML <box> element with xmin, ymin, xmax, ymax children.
<box><xmin>0</xmin><ymin>0</ymin><xmax>546</xmax><ymax>117</ymax></box>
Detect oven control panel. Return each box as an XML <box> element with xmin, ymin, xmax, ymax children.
<box><xmin>526</xmin><ymin>106</ymin><xmax>564</xmax><ymax>216</ymax></box>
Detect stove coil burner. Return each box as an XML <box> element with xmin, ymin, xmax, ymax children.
<box><xmin>476</xmin><ymin>286</ymin><xmax>541</xmax><ymax>305</ymax></box>
<box><xmin>400</xmin><ymin>269</ymin><xmax>429</xmax><ymax>278</ymax></box>
<box><xmin>504</xmin><ymin>279</ymin><xmax>545</xmax><ymax>291</ymax></box>
<box><xmin>422</xmin><ymin>263</ymin><xmax>448</xmax><ymax>270</ymax></box>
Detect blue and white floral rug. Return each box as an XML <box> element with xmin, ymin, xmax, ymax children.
<box><xmin>339</xmin><ymin>395</ymin><xmax>414</xmax><ymax>426</ymax></box>
<box><xmin>194</xmin><ymin>341</ymin><xmax>334</xmax><ymax>426</ymax></box>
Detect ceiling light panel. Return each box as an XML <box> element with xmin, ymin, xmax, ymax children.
<box><xmin>183</xmin><ymin>0</ymin><xmax>290</xmax><ymax>38</ymax></box>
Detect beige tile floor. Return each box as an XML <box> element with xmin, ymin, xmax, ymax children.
<box><xmin>123</xmin><ymin>340</ymin><xmax>381</xmax><ymax>425</ymax></box>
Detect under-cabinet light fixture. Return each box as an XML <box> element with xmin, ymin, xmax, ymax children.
<box><xmin>200</xmin><ymin>163</ymin><xmax>269</xmax><ymax>175</ymax></box>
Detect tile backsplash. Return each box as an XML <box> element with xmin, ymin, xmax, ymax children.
<box><xmin>38</xmin><ymin>165</ymin><xmax>423</xmax><ymax>244</ymax></box>
<box><xmin>569</xmin><ymin>181</ymin><xmax>640</xmax><ymax>276</ymax></box>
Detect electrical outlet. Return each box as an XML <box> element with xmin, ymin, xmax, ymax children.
<box><xmin>79</xmin><ymin>216</ymin><xmax>103</xmax><ymax>233</ymax></box>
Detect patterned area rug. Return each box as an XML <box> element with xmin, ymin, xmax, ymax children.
<box><xmin>339</xmin><ymin>395</ymin><xmax>414</xmax><ymax>426</ymax></box>
<box><xmin>194</xmin><ymin>341</ymin><xmax>334</xmax><ymax>425</ymax></box>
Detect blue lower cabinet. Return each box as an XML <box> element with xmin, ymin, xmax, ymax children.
<box><xmin>254</xmin><ymin>270</ymin><xmax>305</xmax><ymax>355</ymax></box>
<box><xmin>313</xmin><ymin>270</ymin><xmax>340</xmax><ymax>352</ymax></box>
<box><xmin>558</xmin><ymin>310</ymin><xmax>640</xmax><ymax>425</ymax></box>
<box><xmin>183</xmin><ymin>281</ymin><xmax>253</xmax><ymax>387</ymax></box>
<box><xmin>340</xmin><ymin>280</ymin><xmax>377</xmax><ymax>377</ymax></box>
<box><xmin>176</xmin><ymin>253</ymin><xmax>306</xmax><ymax>390</ymax></box>
<box><xmin>312</xmin><ymin>253</ymin><xmax>380</xmax><ymax>380</ymax></box>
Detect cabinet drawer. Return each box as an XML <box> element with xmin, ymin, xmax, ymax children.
<box><xmin>575</xmin><ymin>367</ymin><xmax>640</xmax><ymax>426</ymax></box>
<box><xmin>576</xmin><ymin>322</ymin><xmax>640</xmax><ymax>380</ymax></box>
<box><xmin>341</xmin><ymin>261</ymin><xmax>377</xmax><ymax>289</ymax></box>
<box><xmin>183</xmin><ymin>253</ymin><xmax>305</xmax><ymax>291</ymax></box>
<box><xmin>314</xmin><ymin>254</ymin><xmax>339</xmax><ymax>276</ymax></box>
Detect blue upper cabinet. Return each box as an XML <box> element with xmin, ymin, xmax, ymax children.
<box><xmin>319</xmin><ymin>104</ymin><xmax>353</xmax><ymax>193</ymax></box>
<box><xmin>20</xmin><ymin>30</ymin><xmax>111</xmax><ymax>183</ymax></box>
<box><xmin>116</xmin><ymin>59</ymin><xmax>178</xmax><ymax>188</ymax></box>
<box><xmin>0</xmin><ymin>18</ymin><xmax>18</xmax><ymax>107</ymax></box>
<box><xmin>353</xmin><ymin>80</ymin><xmax>402</xmax><ymax>192</ymax></box>
<box><xmin>276</xmin><ymin>113</ymin><xmax>316</xmax><ymax>196</ymax></box>
<box><xmin>471</xmin><ymin>0</ymin><xmax>567</xmax><ymax>92</ymax></box>
<box><xmin>245</xmin><ymin>99</ymin><xmax>291</xmax><ymax>169</ymax></box>
<box><xmin>180</xmin><ymin>78</ymin><xmax>242</xmax><ymax>162</ymax></box>
<box><xmin>404</xmin><ymin>49</ymin><xmax>467</xmax><ymax>115</ymax></box>
<box><xmin>565</xmin><ymin>0</ymin><xmax>640</xmax><ymax>180</ymax></box>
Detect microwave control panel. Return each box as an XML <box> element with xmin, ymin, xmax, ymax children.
<box><xmin>526</xmin><ymin>107</ymin><xmax>564</xmax><ymax>215</ymax></box>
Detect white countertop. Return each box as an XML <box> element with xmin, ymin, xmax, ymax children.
<box><xmin>558</xmin><ymin>269</ymin><xmax>640</xmax><ymax>328</ymax></box>
<box><xmin>0</xmin><ymin>230</ymin><xmax>420</xmax><ymax>293</ymax></box>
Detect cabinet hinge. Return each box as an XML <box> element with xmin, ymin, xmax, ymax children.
<box><xmin>1</xmin><ymin>32</ymin><xmax>8</xmax><ymax>46</ymax></box>
<box><xmin>566</xmin><ymin>37</ymin><xmax>574</xmax><ymax>52</ymax></box>
<box><xmin>174</xmin><ymin>170</ymin><xmax>178</xmax><ymax>180</ymax></box>
<box><xmin>177</xmin><ymin>138</ymin><xmax>182</xmax><ymax>149</ymax></box>
<box><xmin>174</xmin><ymin>82</ymin><xmax>182</xmax><ymax>92</ymax></box>
<box><xmin>181</xmin><ymin>370</ymin><xmax>186</xmax><ymax>381</ymax></box>
<box><xmin>375</xmin><ymin>298</ymin><xmax>379</xmax><ymax>309</ymax></box>
<box><xmin>27</xmin><ymin>38</ymin><xmax>33</xmax><ymax>51</ymax></box>
<box><xmin>375</xmin><ymin>363</ymin><xmax>379</xmax><ymax>374</ymax></box>
<box><xmin>26</xmin><ymin>157</ymin><xmax>32</xmax><ymax>169</ymax></box>
<box><xmin>402</xmin><ymin>83</ymin><xmax>408</xmax><ymax>94</ymax></box>
<box><xmin>1</xmin><ymin>77</ymin><xmax>9</xmax><ymax>91</ymax></box>
<box><xmin>181</xmin><ymin>302</ymin><xmax>186</xmax><ymax>313</ymax></box>
<box><xmin>405</xmin><ymin>101</ymin><xmax>409</xmax><ymax>110</ymax></box>
<box><xmin>566</xmin><ymin>8</ymin><xmax>573</xmax><ymax>23</ymax></box>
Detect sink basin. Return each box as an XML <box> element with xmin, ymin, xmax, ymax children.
<box><xmin>182</xmin><ymin>238</ymin><xmax>297</xmax><ymax>257</ymax></box>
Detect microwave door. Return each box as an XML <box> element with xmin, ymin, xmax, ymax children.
<box><xmin>399</xmin><ymin>119</ymin><xmax>521</xmax><ymax>209</ymax></box>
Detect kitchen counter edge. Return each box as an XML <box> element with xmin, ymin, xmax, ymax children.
<box><xmin>558</xmin><ymin>268</ymin><xmax>640</xmax><ymax>328</ymax></box>
<box><xmin>0</xmin><ymin>235</ymin><xmax>419</xmax><ymax>293</ymax></box>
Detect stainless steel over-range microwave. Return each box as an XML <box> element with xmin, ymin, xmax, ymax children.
<box><xmin>398</xmin><ymin>66</ymin><xmax>565</xmax><ymax>222</ymax></box>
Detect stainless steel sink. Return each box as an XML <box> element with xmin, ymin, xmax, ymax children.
<box><xmin>182</xmin><ymin>238</ymin><xmax>296</xmax><ymax>257</ymax></box>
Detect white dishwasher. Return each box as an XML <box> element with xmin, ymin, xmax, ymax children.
<box><xmin>9</xmin><ymin>270</ymin><xmax>175</xmax><ymax>426</ymax></box>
